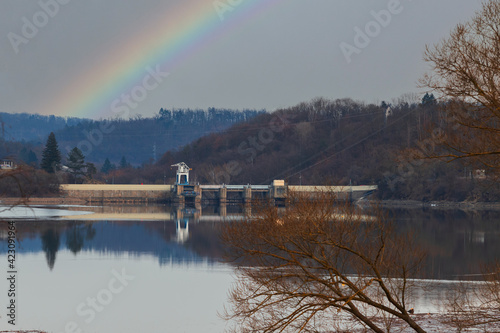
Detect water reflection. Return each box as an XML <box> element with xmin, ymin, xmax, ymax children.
<box><xmin>0</xmin><ymin>205</ymin><xmax>93</xmax><ymax>219</ymax></box>
<box><xmin>175</xmin><ymin>219</ymin><xmax>189</xmax><ymax>243</ymax></box>
<box><xmin>66</xmin><ymin>224</ymin><xmax>96</xmax><ymax>254</ymax></box>
<box><xmin>388</xmin><ymin>208</ymin><xmax>500</xmax><ymax>279</ymax></box>
<box><xmin>41</xmin><ymin>228</ymin><xmax>60</xmax><ymax>270</ymax></box>
<box><xmin>0</xmin><ymin>205</ymin><xmax>499</xmax><ymax>278</ymax></box>
<box><xmin>0</xmin><ymin>204</ymin><xmax>499</xmax><ymax>333</ymax></box>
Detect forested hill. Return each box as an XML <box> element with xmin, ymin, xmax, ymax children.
<box><xmin>0</xmin><ymin>108</ymin><xmax>264</xmax><ymax>166</ymax></box>
<box><xmin>54</xmin><ymin>108</ymin><xmax>264</xmax><ymax>164</ymax></box>
<box><xmin>153</xmin><ymin>98</ymin><xmax>500</xmax><ymax>202</ymax></box>
<box><xmin>0</xmin><ymin>112</ymin><xmax>84</xmax><ymax>143</ymax></box>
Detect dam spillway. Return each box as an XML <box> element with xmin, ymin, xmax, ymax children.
<box><xmin>60</xmin><ymin>182</ymin><xmax>378</xmax><ymax>205</ymax></box>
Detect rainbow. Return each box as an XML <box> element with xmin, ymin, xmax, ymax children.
<box><xmin>44</xmin><ymin>0</ymin><xmax>283</xmax><ymax>119</ymax></box>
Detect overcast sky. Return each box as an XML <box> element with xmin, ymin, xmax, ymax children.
<box><xmin>0</xmin><ymin>0</ymin><xmax>483</xmax><ymax>120</ymax></box>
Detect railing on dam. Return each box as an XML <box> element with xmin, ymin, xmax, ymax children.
<box><xmin>200</xmin><ymin>185</ymin><xmax>271</xmax><ymax>191</ymax></box>
<box><xmin>60</xmin><ymin>183</ymin><xmax>378</xmax><ymax>204</ymax></box>
<box><xmin>60</xmin><ymin>184</ymin><xmax>174</xmax><ymax>191</ymax></box>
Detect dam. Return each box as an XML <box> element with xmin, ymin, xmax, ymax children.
<box><xmin>60</xmin><ymin>162</ymin><xmax>377</xmax><ymax>204</ymax></box>
<box><xmin>59</xmin><ymin>183</ymin><xmax>377</xmax><ymax>205</ymax></box>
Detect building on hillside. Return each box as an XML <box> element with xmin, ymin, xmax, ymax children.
<box><xmin>0</xmin><ymin>160</ymin><xmax>16</xmax><ymax>170</ymax></box>
<box><xmin>474</xmin><ymin>169</ymin><xmax>486</xmax><ymax>179</ymax></box>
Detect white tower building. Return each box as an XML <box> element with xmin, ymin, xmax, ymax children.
<box><xmin>171</xmin><ymin>162</ymin><xmax>191</xmax><ymax>185</ymax></box>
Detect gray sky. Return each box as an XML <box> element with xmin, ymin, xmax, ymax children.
<box><xmin>0</xmin><ymin>0</ymin><xmax>483</xmax><ymax>119</ymax></box>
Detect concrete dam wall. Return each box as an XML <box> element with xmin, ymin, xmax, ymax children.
<box><xmin>60</xmin><ymin>184</ymin><xmax>174</xmax><ymax>204</ymax></box>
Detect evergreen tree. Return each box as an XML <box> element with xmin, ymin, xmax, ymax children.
<box><xmin>119</xmin><ymin>156</ymin><xmax>129</xmax><ymax>169</ymax></box>
<box><xmin>101</xmin><ymin>158</ymin><xmax>115</xmax><ymax>174</ymax></box>
<box><xmin>86</xmin><ymin>162</ymin><xmax>97</xmax><ymax>179</ymax></box>
<box><xmin>40</xmin><ymin>132</ymin><xmax>61</xmax><ymax>173</ymax></box>
<box><xmin>380</xmin><ymin>101</ymin><xmax>390</xmax><ymax>109</ymax></box>
<box><xmin>421</xmin><ymin>93</ymin><xmax>436</xmax><ymax>106</ymax></box>
<box><xmin>67</xmin><ymin>147</ymin><xmax>86</xmax><ymax>182</ymax></box>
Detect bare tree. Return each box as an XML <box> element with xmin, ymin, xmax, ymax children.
<box><xmin>441</xmin><ymin>262</ymin><xmax>500</xmax><ymax>332</ymax></box>
<box><xmin>0</xmin><ymin>165</ymin><xmax>61</xmax><ymax>206</ymax></box>
<box><xmin>0</xmin><ymin>166</ymin><xmax>30</xmax><ymax>208</ymax></box>
<box><xmin>419</xmin><ymin>0</ymin><xmax>500</xmax><ymax>174</ymax></box>
<box><xmin>418</xmin><ymin>4</ymin><xmax>500</xmax><ymax>328</ymax></box>
<box><xmin>221</xmin><ymin>192</ymin><xmax>427</xmax><ymax>333</ymax></box>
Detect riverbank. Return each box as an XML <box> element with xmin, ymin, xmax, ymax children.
<box><xmin>351</xmin><ymin>311</ymin><xmax>500</xmax><ymax>333</ymax></box>
<box><xmin>4</xmin><ymin>311</ymin><xmax>500</xmax><ymax>333</ymax></box>
<box><xmin>368</xmin><ymin>199</ymin><xmax>500</xmax><ymax>210</ymax></box>
<box><xmin>0</xmin><ymin>197</ymin><xmax>87</xmax><ymax>206</ymax></box>
<box><xmin>2</xmin><ymin>196</ymin><xmax>500</xmax><ymax>210</ymax></box>
<box><xmin>0</xmin><ymin>331</ymin><xmax>46</xmax><ymax>333</ymax></box>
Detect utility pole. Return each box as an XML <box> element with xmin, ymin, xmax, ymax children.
<box><xmin>153</xmin><ymin>142</ymin><xmax>157</xmax><ymax>163</ymax></box>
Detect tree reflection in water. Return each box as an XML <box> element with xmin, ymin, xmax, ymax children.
<box><xmin>65</xmin><ymin>225</ymin><xmax>96</xmax><ymax>255</ymax></box>
<box><xmin>41</xmin><ymin>229</ymin><xmax>60</xmax><ymax>270</ymax></box>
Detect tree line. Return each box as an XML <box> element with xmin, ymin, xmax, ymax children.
<box><xmin>54</xmin><ymin>108</ymin><xmax>264</xmax><ymax>165</ymax></box>
<box><xmin>220</xmin><ymin>2</ymin><xmax>500</xmax><ymax>332</ymax></box>
<box><xmin>144</xmin><ymin>95</ymin><xmax>499</xmax><ymax>202</ymax></box>
<box><xmin>3</xmin><ymin>94</ymin><xmax>498</xmax><ymax>202</ymax></box>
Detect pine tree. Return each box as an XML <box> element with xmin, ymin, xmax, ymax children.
<box><xmin>67</xmin><ymin>147</ymin><xmax>86</xmax><ymax>182</ymax></box>
<box><xmin>40</xmin><ymin>132</ymin><xmax>61</xmax><ymax>173</ymax></box>
<box><xmin>101</xmin><ymin>158</ymin><xmax>115</xmax><ymax>174</ymax></box>
<box><xmin>421</xmin><ymin>93</ymin><xmax>436</xmax><ymax>106</ymax></box>
<box><xmin>119</xmin><ymin>156</ymin><xmax>129</xmax><ymax>169</ymax></box>
<box><xmin>86</xmin><ymin>162</ymin><xmax>97</xmax><ymax>179</ymax></box>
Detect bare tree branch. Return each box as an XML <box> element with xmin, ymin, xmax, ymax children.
<box><xmin>419</xmin><ymin>1</ymin><xmax>500</xmax><ymax>175</ymax></box>
<box><xmin>220</xmin><ymin>192</ymin><xmax>427</xmax><ymax>332</ymax></box>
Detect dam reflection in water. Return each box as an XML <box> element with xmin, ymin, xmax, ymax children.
<box><xmin>1</xmin><ymin>204</ymin><xmax>499</xmax><ymax>277</ymax></box>
<box><xmin>0</xmin><ymin>204</ymin><xmax>499</xmax><ymax>332</ymax></box>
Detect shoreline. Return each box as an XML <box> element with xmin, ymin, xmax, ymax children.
<box><xmin>1</xmin><ymin>196</ymin><xmax>500</xmax><ymax>210</ymax></box>
<box><xmin>367</xmin><ymin>199</ymin><xmax>500</xmax><ymax>210</ymax></box>
<box><xmin>0</xmin><ymin>197</ymin><xmax>88</xmax><ymax>206</ymax></box>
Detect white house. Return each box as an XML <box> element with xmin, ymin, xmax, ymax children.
<box><xmin>0</xmin><ymin>160</ymin><xmax>16</xmax><ymax>170</ymax></box>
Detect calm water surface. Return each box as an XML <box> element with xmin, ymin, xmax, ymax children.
<box><xmin>0</xmin><ymin>204</ymin><xmax>499</xmax><ymax>332</ymax></box>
